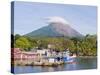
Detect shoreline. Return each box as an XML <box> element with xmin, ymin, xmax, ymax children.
<box><xmin>77</xmin><ymin>56</ymin><xmax>97</xmax><ymax>58</ymax></box>
<box><xmin>12</xmin><ymin>56</ymin><xmax>97</xmax><ymax>67</ymax></box>
<box><xmin>12</xmin><ymin>61</ymin><xmax>64</xmax><ymax>67</ymax></box>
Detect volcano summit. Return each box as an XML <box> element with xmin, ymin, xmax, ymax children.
<box><xmin>25</xmin><ymin>17</ymin><xmax>83</xmax><ymax>38</ymax></box>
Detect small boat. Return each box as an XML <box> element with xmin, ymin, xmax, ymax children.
<box><xmin>62</xmin><ymin>50</ymin><xmax>76</xmax><ymax>63</ymax></box>
<box><xmin>63</xmin><ymin>56</ymin><xmax>75</xmax><ymax>63</ymax></box>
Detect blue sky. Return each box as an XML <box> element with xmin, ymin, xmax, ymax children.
<box><xmin>13</xmin><ymin>1</ymin><xmax>97</xmax><ymax>35</ymax></box>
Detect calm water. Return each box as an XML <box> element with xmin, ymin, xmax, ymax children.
<box><xmin>12</xmin><ymin>57</ymin><xmax>97</xmax><ymax>74</ymax></box>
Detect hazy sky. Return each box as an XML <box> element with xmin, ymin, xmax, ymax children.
<box><xmin>13</xmin><ymin>1</ymin><xmax>97</xmax><ymax>35</ymax></box>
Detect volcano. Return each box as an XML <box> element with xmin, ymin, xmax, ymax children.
<box><xmin>25</xmin><ymin>17</ymin><xmax>83</xmax><ymax>38</ymax></box>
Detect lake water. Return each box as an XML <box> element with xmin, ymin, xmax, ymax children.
<box><xmin>12</xmin><ymin>57</ymin><xmax>97</xmax><ymax>74</ymax></box>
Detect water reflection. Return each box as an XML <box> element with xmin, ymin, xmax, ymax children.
<box><xmin>13</xmin><ymin>57</ymin><xmax>97</xmax><ymax>74</ymax></box>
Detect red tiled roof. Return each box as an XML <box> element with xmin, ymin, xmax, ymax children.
<box><xmin>11</xmin><ymin>48</ymin><xmax>21</xmax><ymax>54</ymax></box>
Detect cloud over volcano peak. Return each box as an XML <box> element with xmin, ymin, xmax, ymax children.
<box><xmin>45</xmin><ymin>16</ymin><xmax>69</xmax><ymax>25</ymax></box>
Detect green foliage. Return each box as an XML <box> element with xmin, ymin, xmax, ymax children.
<box><xmin>14</xmin><ymin>34</ymin><xmax>21</xmax><ymax>40</ymax></box>
<box><xmin>15</xmin><ymin>37</ymin><xmax>31</xmax><ymax>51</ymax></box>
<box><xmin>81</xmin><ymin>35</ymin><xmax>97</xmax><ymax>56</ymax></box>
<box><xmin>14</xmin><ymin>34</ymin><xmax>97</xmax><ymax>56</ymax></box>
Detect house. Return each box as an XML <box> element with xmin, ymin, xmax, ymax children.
<box><xmin>48</xmin><ymin>58</ymin><xmax>55</xmax><ymax>63</ymax></box>
<box><xmin>11</xmin><ymin>48</ymin><xmax>38</xmax><ymax>61</ymax></box>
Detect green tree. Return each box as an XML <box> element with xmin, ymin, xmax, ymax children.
<box><xmin>14</xmin><ymin>34</ymin><xmax>21</xmax><ymax>41</ymax></box>
<box><xmin>78</xmin><ymin>34</ymin><xmax>97</xmax><ymax>56</ymax></box>
<box><xmin>15</xmin><ymin>37</ymin><xmax>31</xmax><ymax>51</ymax></box>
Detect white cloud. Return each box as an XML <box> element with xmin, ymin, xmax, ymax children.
<box><xmin>45</xmin><ymin>16</ymin><xmax>69</xmax><ymax>25</ymax></box>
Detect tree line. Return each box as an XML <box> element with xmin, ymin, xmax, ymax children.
<box><xmin>12</xmin><ymin>34</ymin><xmax>97</xmax><ymax>56</ymax></box>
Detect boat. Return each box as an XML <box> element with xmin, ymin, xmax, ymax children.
<box><xmin>62</xmin><ymin>50</ymin><xmax>76</xmax><ymax>63</ymax></box>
